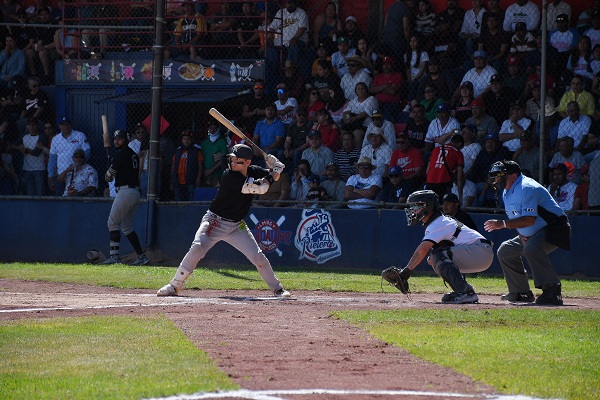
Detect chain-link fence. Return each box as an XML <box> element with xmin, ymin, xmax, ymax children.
<box><xmin>1</xmin><ymin>0</ymin><xmax>598</xmax><ymax>214</ymax></box>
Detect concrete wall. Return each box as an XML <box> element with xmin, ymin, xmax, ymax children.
<box><xmin>1</xmin><ymin>198</ymin><xmax>596</xmax><ymax>277</ymax></box>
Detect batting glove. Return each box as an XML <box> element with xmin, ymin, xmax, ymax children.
<box><xmin>265</xmin><ymin>154</ymin><xmax>279</xmax><ymax>169</ymax></box>
<box><xmin>271</xmin><ymin>160</ymin><xmax>285</xmax><ymax>174</ymax></box>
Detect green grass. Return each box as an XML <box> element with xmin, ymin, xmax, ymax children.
<box><xmin>1</xmin><ymin>262</ymin><xmax>599</xmax><ymax>298</ymax></box>
<box><xmin>333</xmin><ymin>309</ymin><xmax>600</xmax><ymax>400</ymax></box>
<box><xmin>0</xmin><ymin>315</ymin><xmax>238</xmax><ymax>400</ymax></box>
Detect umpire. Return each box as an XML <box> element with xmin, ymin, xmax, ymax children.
<box><xmin>101</xmin><ymin>130</ymin><xmax>148</xmax><ymax>266</ymax></box>
<box><xmin>484</xmin><ymin>160</ymin><xmax>570</xmax><ymax>305</ymax></box>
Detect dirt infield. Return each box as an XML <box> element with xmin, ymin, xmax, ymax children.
<box><xmin>2</xmin><ymin>279</ymin><xmax>599</xmax><ymax>399</ymax></box>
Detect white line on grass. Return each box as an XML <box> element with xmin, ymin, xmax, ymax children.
<box><xmin>142</xmin><ymin>388</ymin><xmax>558</xmax><ymax>400</ymax></box>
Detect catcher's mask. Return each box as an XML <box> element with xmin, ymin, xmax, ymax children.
<box><xmin>405</xmin><ymin>190</ymin><xmax>438</xmax><ymax>226</ymax></box>
<box><xmin>488</xmin><ymin>160</ymin><xmax>521</xmax><ymax>190</ymax></box>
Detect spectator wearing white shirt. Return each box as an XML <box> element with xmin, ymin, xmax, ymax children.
<box><xmin>359</xmin><ymin>127</ymin><xmax>393</xmax><ymax>177</ymax></box>
<box><xmin>459</xmin><ymin>50</ymin><xmax>497</xmax><ymax>98</ymax></box>
<box><xmin>268</xmin><ymin>0</ymin><xmax>309</xmax><ymax>68</ymax></box>
<box><xmin>424</xmin><ymin>103</ymin><xmax>461</xmax><ymax>154</ymax></box>
<box><xmin>330</xmin><ymin>35</ymin><xmax>355</xmax><ymax>78</ymax></box>
<box><xmin>499</xmin><ymin>100</ymin><xmax>533</xmax><ymax>154</ymax></box>
<box><xmin>342</xmin><ymin>82</ymin><xmax>379</xmax><ymax>148</ymax></box>
<box><xmin>274</xmin><ymin>83</ymin><xmax>297</xmax><ymax>125</ymax></box>
<box><xmin>558</xmin><ymin>101</ymin><xmax>591</xmax><ymax>152</ymax></box>
<box><xmin>340</xmin><ymin>55</ymin><xmax>372</xmax><ymax>101</ymax></box>
<box><xmin>583</xmin><ymin>10</ymin><xmax>600</xmax><ymax>48</ymax></box>
<box><xmin>548</xmin><ymin>163</ymin><xmax>577</xmax><ymax>211</ymax></box>
<box><xmin>460</xmin><ymin>123</ymin><xmax>482</xmax><ymax>178</ymax></box>
<box><xmin>503</xmin><ymin>0</ymin><xmax>540</xmax><ymax>33</ymax></box>
<box><xmin>47</xmin><ymin>116</ymin><xmax>91</xmax><ymax>196</ymax></box>
<box><xmin>362</xmin><ymin>109</ymin><xmax>396</xmax><ymax>149</ymax></box>
<box><xmin>459</xmin><ymin>0</ymin><xmax>485</xmax><ymax>61</ymax></box>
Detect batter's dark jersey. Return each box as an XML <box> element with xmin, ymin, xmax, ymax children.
<box><xmin>113</xmin><ymin>145</ymin><xmax>140</xmax><ymax>187</ymax></box>
<box><xmin>209</xmin><ymin>165</ymin><xmax>269</xmax><ymax>221</ymax></box>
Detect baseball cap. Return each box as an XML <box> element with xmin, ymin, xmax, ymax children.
<box><xmin>296</xmin><ymin>106</ymin><xmax>308</xmax><ymax>116</ymax></box>
<box><xmin>553</xmin><ymin>163</ymin><xmax>569</xmax><ymax>173</ymax></box>
<box><xmin>389</xmin><ymin>165</ymin><xmax>403</xmax><ymax>176</ymax></box>
<box><xmin>382</xmin><ymin>56</ymin><xmax>394</xmax><ymax>65</ymax></box>
<box><xmin>229</xmin><ymin>143</ymin><xmax>253</xmax><ymax>160</ymax></box>
<box><xmin>72</xmin><ymin>148</ymin><xmax>85</xmax><ymax>158</ymax></box>
<box><xmin>113</xmin><ymin>129</ymin><xmax>128</xmax><ymax>139</ymax></box>
<box><xmin>307</xmin><ymin>174</ymin><xmax>321</xmax><ymax>183</ymax></box>
<box><xmin>58</xmin><ymin>116</ymin><xmax>71</xmax><ymax>124</ymax></box>
<box><xmin>325</xmin><ymin>162</ymin><xmax>339</xmax><ymax>170</ymax></box>
<box><xmin>337</xmin><ymin>36</ymin><xmax>348</xmax><ymax>44</ymax></box>
<box><xmin>317</xmin><ymin>42</ymin><xmax>327</xmax><ymax>49</ymax></box>
<box><xmin>511</xmin><ymin>99</ymin><xmax>526</xmax><ymax>108</ymax></box>
<box><xmin>485</xmin><ymin>133</ymin><xmax>500</xmax><ymax>141</ymax></box>
<box><xmin>442</xmin><ymin>193</ymin><xmax>459</xmax><ymax>203</ymax></box>
<box><xmin>181</xmin><ymin>129</ymin><xmax>194</xmax><ymax>137</ymax></box>
<box><xmin>461</xmin><ymin>81</ymin><xmax>474</xmax><ymax>89</ymax></box>
<box><xmin>369</xmin><ymin>127</ymin><xmax>384</xmax><ymax>137</ymax></box>
<box><xmin>345</xmin><ymin>16</ymin><xmax>357</xmax><ymax>23</ymax></box>
<box><xmin>556</xmin><ymin>13</ymin><xmax>568</xmax><ymax>22</ymax></box>
<box><xmin>308</xmin><ymin>129</ymin><xmax>321</xmax><ymax>137</ymax></box>
<box><xmin>463</xmin><ymin>123</ymin><xmax>478</xmax><ymax>133</ymax></box>
<box><xmin>371</xmin><ymin>109</ymin><xmax>383</xmax><ymax>118</ymax></box>
<box><xmin>490</xmin><ymin>74</ymin><xmax>503</xmax><ymax>83</ymax></box>
<box><xmin>436</xmin><ymin>103</ymin><xmax>450</xmax><ymax>113</ymax></box>
<box><xmin>471</xmin><ymin>98</ymin><xmax>484</xmax><ymax>108</ymax></box>
<box><xmin>276</xmin><ymin>83</ymin><xmax>286</xmax><ymax>90</ymax></box>
<box><xmin>507</xmin><ymin>55</ymin><xmax>521</xmax><ymax>66</ymax></box>
<box><xmin>473</xmin><ymin>50</ymin><xmax>487</xmax><ymax>59</ymax></box>
<box><xmin>520</xmin><ymin>130</ymin><xmax>533</xmax><ymax>140</ymax></box>
<box><xmin>581</xmin><ymin>164</ymin><xmax>590</xmax><ymax>174</ymax></box>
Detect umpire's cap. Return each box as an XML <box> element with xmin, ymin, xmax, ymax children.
<box><xmin>113</xmin><ymin>129</ymin><xmax>128</xmax><ymax>140</ymax></box>
<box><xmin>229</xmin><ymin>144</ymin><xmax>253</xmax><ymax>160</ymax></box>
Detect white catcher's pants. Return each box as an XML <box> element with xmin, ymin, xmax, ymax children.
<box><xmin>177</xmin><ymin>211</ymin><xmax>284</xmax><ymax>293</ymax></box>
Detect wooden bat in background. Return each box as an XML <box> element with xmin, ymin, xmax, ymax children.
<box><xmin>101</xmin><ymin>115</ymin><xmax>110</xmax><ymax>149</ymax></box>
<box><xmin>209</xmin><ymin>107</ymin><xmax>267</xmax><ymax>158</ymax></box>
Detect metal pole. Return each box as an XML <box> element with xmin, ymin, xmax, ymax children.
<box><xmin>539</xmin><ymin>0</ymin><xmax>547</xmax><ymax>184</ymax></box>
<box><xmin>146</xmin><ymin>0</ymin><xmax>166</xmax><ymax>250</ymax></box>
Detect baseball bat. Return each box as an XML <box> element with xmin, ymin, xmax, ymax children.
<box><xmin>209</xmin><ymin>107</ymin><xmax>268</xmax><ymax>158</ymax></box>
<box><xmin>101</xmin><ymin>115</ymin><xmax>110</xmax><ymax>149</ymax></box>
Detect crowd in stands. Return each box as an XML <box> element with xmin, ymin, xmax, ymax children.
<box><xmin>1</xmin><ymin>0</ymin><xmax>600</xmax><ymax>213</ymax></box>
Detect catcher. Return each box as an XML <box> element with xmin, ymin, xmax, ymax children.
<box><xmin>382</xmin><ymin>190</ymin><xmax>494</xmax><ymax>304</ymax></box>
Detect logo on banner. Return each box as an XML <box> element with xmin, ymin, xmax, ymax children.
<box><xmin>231</xmin><ymin>63</ymin><xmax>254</xmax><ymax>82</ymax></box>
<box><xmin>120</xmin><ymin>63</ymin><xmax>136</xmax><ymax>80</ymax></box>
<box><xmin>294</xmin><ymin>209</ymin><xmax>341</xmax><ymax>264</ymax></box>
<box><xmin>248</xmin><ymin>214</ymin><xmax>292</xmax><ymax>257</ymax></box>
<box><xmin>85</xmin><ymin>63</ymin><xmax>101</xmax><ymax>80</ymax></box>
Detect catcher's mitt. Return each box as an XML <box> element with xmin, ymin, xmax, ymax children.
<box><xmin>381</xmin><ymin>266</ymin><xmax>412</xmax><ymax>294</ymax></box>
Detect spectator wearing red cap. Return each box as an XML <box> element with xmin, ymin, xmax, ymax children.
<box><xmin>573</xmin><ymin>164</ymin><xmax>590</xmax><ymax>210</ymax></box>
<box><xmin>464</xmin><ymin>98</ymin><xmax>499</xmax><ymax>141</ymax></box>
<box><xmin>502</xmin><ymin>55</ymin><xmax>526</xmax><ymax>94</ymax></box>
<box><xmin>370</xmin><ymin>56</ymin><xmax>404</xmax><ymax>123</ymax></box>
<box><xmin>524</xmin><ymin>64</ymin><xmax>556</xmax><ymax>99</ymax></box>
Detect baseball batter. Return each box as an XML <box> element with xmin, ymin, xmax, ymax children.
<box><xmin>382</xmin><ymin>190</ymin><xmax>494</xmax><ymax>304</ymax></box>
<box><xmin>101</xmin><ymin>130</ymin><xmax>148</xmax><ymax>266</ymax></box>
<box><xmin>157</xmin><ymin>144</ymin><xmax>291</xmax><ymax>297</ymax></box>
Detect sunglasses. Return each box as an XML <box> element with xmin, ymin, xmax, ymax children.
<box><xmin>358</xmin><ymin>165</ymin><xmax>370</xmax><ymax>169</ymax></box>
<box><xmin>254</xmin><ymin>85</ymin><xmax>264</xmax><ymax>89</ymax></box>
<box><xmin>277</xmin><ymin>89</ymin><xmax>285</xmax><ymax>94</ymax></box>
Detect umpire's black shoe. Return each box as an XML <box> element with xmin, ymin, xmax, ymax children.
<box><xmin>535</xmin><ymin>284</ymin><xmax>563</xmax><ymax>306</ymax></box>
<box><xmin>501</xmin><ymin>291</ymin><xmax>535</xmax><ymax>303</ymax></box>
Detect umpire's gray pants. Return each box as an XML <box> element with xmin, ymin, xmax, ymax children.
<box><xmin>497</xmin><ymin>229</ymin><xmax>560</xmax><ymax>292</ymax></box>
<box><xmin>179</xmin><ymin>211</ymin><xmax>284</xmax><ymax>293</ymax></box>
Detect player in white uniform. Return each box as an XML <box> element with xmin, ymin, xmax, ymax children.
<box><xmin>157</xmin><ymin>144</ymin><xmax>291</xmax><ymax>298</ymax></box>
<box><xmin>391</xmin><ymin>190</ymin><xmax>494</xmax><ymax>303</ymax></box>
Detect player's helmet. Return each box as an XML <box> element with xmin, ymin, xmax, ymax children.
<box><xmin>113</xmin><ymin>129</ymin><xmax>128</xmax><ymax>140</ymax></box>
<box><xmin>488</xmin><ymin>160</ymin><xmax>521</xmax><ymax>189</ymax></box>
<box><xmin>405</xmin><ymin>190</ymin><xmax>438</xmax><ymax>226</ymax></box>
<box><xmin>228</xmin><ymin>144</ymin><xmax>253</xmax><ymax>160</ymax></box>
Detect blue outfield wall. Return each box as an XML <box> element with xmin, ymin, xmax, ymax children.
<box><xmin>1</xmin><ymin>198</ymin><xmax>597</xmax><ymax>277</ymax></box>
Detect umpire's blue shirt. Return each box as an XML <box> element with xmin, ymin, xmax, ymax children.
<box><xmin>503</xmin><ymin>174</ymin><xmax>564</xmax><ymax>238</ymax></box>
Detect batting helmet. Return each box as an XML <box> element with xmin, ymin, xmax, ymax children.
<box><xmin>405</xmin><ymin>190</ymin><xmax>438</xmax><ymax>226</ymax></box>
<box><xmin>228</xmin><ymin>144</ymin><xmax>253</xmax><ymax>160</ymax></box>
<box><xmin>113</xmin><ymin>129</ymin><xmax>128</xmax><ymax>140</ymax></box>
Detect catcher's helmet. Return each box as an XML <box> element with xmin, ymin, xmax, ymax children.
<box><xmin>405</xmin><ymin>190</ymin><xmax>438</xmax><ymax>226</ymax></box>
<box><xmin>113</xmin><ymin>129</ymin><xmax>128</xmax><ymax>140</ymax></box>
